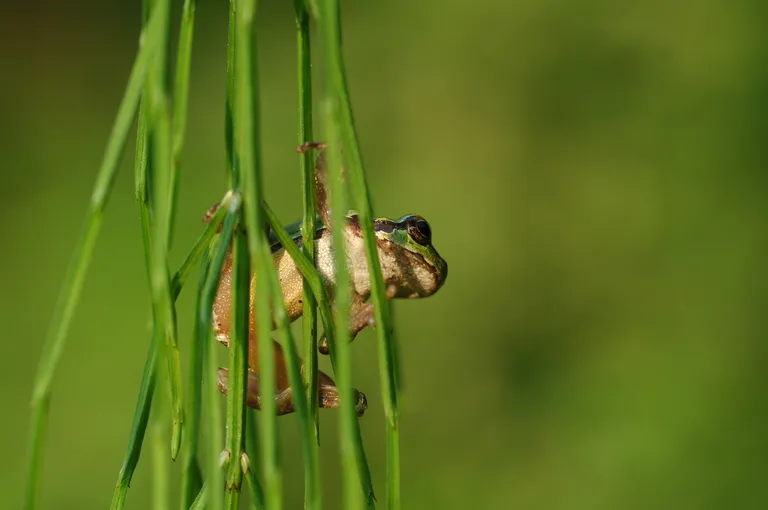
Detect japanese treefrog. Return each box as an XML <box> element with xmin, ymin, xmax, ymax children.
<box><xmin>213</xmin><ymin>143</ymin><xmax>448</xmax><ymax>416</ymax></box>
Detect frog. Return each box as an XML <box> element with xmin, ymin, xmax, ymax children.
<box><xmin>213</xmin><ymin>142</ymin><xmax>448</xmax><ymax>416</ymax></box>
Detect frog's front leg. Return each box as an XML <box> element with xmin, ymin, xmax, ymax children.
<box><xmin>318</xmin><ymin>285</ymin><xmax>397</xmax><ymax>355</ymax></box>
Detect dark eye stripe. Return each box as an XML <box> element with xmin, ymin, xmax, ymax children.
<box><xmin>373</xmin><ymin>219</ymin><xmax>397</xmax><ymax>234</ymax></box>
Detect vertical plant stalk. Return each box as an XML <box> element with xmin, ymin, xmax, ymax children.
<box><xmin>23</xmin><ymin>8</ymin><xmax>164</xmax><ymax>510</ymax></box>
<box><xmin>231</xmin><ymin>0</ymin><xmax>283</xmax><ymax>507</ymax></box>
<box><xmin>181</xmin><ymin>244</ymin><xmax>209</xmax><ymax>509</ymax></box>
<box><xmin>169</xmin><ymin>0</ymin><xmax>196</xmax><ymax>245</ymax></box>
<box><xmin>169</xmin><ymin>0</ymin><xmax>201</xmax><ymax>505</ymax></box>
<box><xmin>318</xmin><ymin>0</ymin><xmax>394</xmax><ymax>506</ymax></box>
<box><xmin>244</xmin><ymin>413</ymin><xmax>264</xmax><ymax>508</ymax></box>
<box><xmin>224</xmin><ymin>223</ymin><xmax>250</xmax><ymax>509</ymax></box>
<box><xmin>319</xmin><ymin>7</ymin><xmax>363</xmax><ymax>509</ymax></box>
<box><xmin>200</xmin><ymin>203</ymin><xmax>241</xmax><ymax>510</ymax></box>
<box><xmin>322</xmin><ymin>104</ymin><xmax>363</xmax><ymax>510</ymax></box>
<box><xmin>294</xmin><ymin>0</ymin><xmax>322</xmax><ymax>508</ymax></box>
<box><xmin>145</xmin><ymin>0</ymin><xmax>185</xmax><ymax>462</ymax></box>
<box><xmin>151</xmin><ymin>417</ymin><xmax>170</xmax><ymax>510</ymax></box>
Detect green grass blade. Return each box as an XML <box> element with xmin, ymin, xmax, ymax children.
<box><xmin>152</xmin><ymin>418</ymin><xmax>170</xmax><ymax>510</ymax></box>
<box><xmin>261</xmin><ymin>203</ymin><xmax>336</xmax><ymax>369</ymax></box>
<box><xmin>232</xmin><ymin>0</ymin><xmax>283</xmax><ymax>507</ymax></box>
<box><xmin>202</xmin><ymin>204</ymin><xmax>241</xmax><ymax>510</ymax></box>
<box><xmin>261</xmin><ymin>222</ymin><xmax>316</xmax><ymax>508</ymax></box>
<box><xmin>224</xmin><ymin>223</ymin><xmax>250</xmax><ymax>510</ymax></box>
<box><xmin>224</xmin><ymin>0</ymin><xmax>236</xmax><ymax>183</ymax></box>
<box><xmin>317</xmin><ymin>0</ymin><xmax>398</xmax><ymax>506</ymax></box>
<box><xmin>206</xmin><ymin>336</ymin><xmax>225</xmax><ymax>510</ymax></box>
<box><xmin>181</xmin><ymin>248</ymin><xmax>210</xmax><ymax>509</ymax></box>
<box><xmin>172</xmin><ymin>190</ymin><xmax>234</xmax><ymax>293</ymax></box>
<box><xmin>23</xmin><ymin>8</ymin><xmax>165</xmax><ymax>510</ymax></box>
<box><xmin>110</xmin><ymin>333</ymin><xmax>159</xmax><ymax>510</ymax></box>
<box><xmin>317</xmin><ymin>0</ymin><xmax>380</xmax><ymax>507</ymax></box>
<box><xmin>292</xmin><ymin>3</ymin><xmax>322</xmax><ymax>507</ymax></box>
<box><xmin>169</xmin><ymin>0</ymin><xmax>196</xmax><ymax>246</ymax></box>
<box><xmin>244</xmin><ymin>413</ymin><xmax>265</xmax><ymax>509</ymax></box>
<box><xmin>189</xmin><ymin>483</ymin><xmax>208</xmax><ymax>510</ymax></box>
<box><xmin>294</xmin><ymin>0</ymin><xmax>321</xmax><ymax>507</ymax></box>
<box><xmin>146</xmin><ymin>0</ymin><xmax>185</xmax><ymax>461</ymax></box>
<box><xmin>323</xmin><ymin>102</ymin><xmax>363</xmax><ymax>510</ymax></box>
<box><xmin>243</xmin><ymin>451</ymin><xmax>265</xmax><ymax>510</ymax></box>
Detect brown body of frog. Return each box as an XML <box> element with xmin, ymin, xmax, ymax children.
<box><xmin>211</xmin><ymin>216</ymin><xmax>447</xmax><ymax>358</ymax></box>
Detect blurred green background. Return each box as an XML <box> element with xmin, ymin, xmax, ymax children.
<box><xmin>2</xmin><ymin>0</ymin><xmax>767</xmax><ymax>508</ymax></box>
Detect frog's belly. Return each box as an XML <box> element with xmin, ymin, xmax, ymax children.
<box><xmin>273</xmin><ymin>229</ymin><xmax>373</xmax><ymax>313</ymax></box>
<box><xmin>272</xmin><ymin>248</ymin><xmax>306</xmax><ymax>319</ymax></box>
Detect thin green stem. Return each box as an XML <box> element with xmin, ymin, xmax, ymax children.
<box><xmin>168</xmin><ymin>0</ymin><xmax>204</xmax><ymax>502</ymax></box>
<box><xmin>294</xmin><ymin>0</ymin><xmax>321</xmax><ymax>507</ymax></box>
<box><xmin>169</xmin><ymin>0</ymin><xmax>197</xmax><ymax>246</ymax></box>
<box><xmin>202</xmin><ymin>205</ymin><xmax>241</xmax><ymax>510</ymax></box>
<box><xmin>322</xmin><ymin>102</ymin><xmax>362</xmax><ymax>510</ymax></box>
<box><xmin>245</xmin><ymin>412</ymin><xmax>264</xmax><ymax>509</ymax></box>
<box><xmin>318</xmin><ymin>0</ymin><xmax>399</xmax><ymax>506</ymax></box>
<box><xmin>152</xmin><ymin>417</ymin><xmax>169</xmax><ymax>510</ymax></box>
<box><xmin>244</xmin><ymin>452</ymin><xmax>265</xmax><ymax>510</ymax></box>
<box><xmin>23</xmin><ymin>8</ymin><xmax>164</xmax><ymax>510</ymax></box>
<box><xmin>261</xmin><ymin>222</ymin><xmax>316</xmax><ymax>505</ymax></box>
<box><xmin>146</xmin><ymin>0</ymin><xmax>185</xmax><ymax>461</ymax></box>
<box><xmin>261</xmin><ymin>204</ymin><xmax>336</xmax><ymax>369</ymax></box>
<box><xmin>189</xmin><ymin>483</ymin><xmax>208</xmax><ymax>510</ymax></box>
<box><xmin>232</xmin><ymin>0</ymin><xmax>284</xmax><ymax>507</ymax></box>
<box><xmin>224</xmin><ymin>224</ymin><xmax>250</xmax><ymax>509</ymax></box>
<box><xmin>181</xmin><ymin>248</ymin><xmax>209</xmax><ymax>509</ymax></box>
<box><xmin>318</xmin><ymin>6</ymin><xmax>365</xmax><ymax>507</ymax></box>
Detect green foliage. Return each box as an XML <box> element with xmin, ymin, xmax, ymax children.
<box><xmin>22</xmin><ymin>0</ymin><xmax>396</xmax><ymax>508</ymax></box>
<box><xmin>8</xmin><ymin>1</ymin><xmax>768</xmax><ymax>510</ymax></box>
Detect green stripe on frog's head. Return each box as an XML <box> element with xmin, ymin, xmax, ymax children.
<box><xmin>373</xmin><ymin>214</ymin><xmax>448</xmax><ymax>291</ymax></box>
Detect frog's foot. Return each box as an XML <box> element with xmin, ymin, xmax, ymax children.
<box><xmin>318</xmin><ymin>381</ymin><xmax>368</xmax><ymax>417</ymax></box>
<box><xmin>218</xmin><ymin>368</ymin><xmax>296</xmax><ymax>415</ymax></box>
<box><xmin>297</xmin><ymin>141</ymin><xmax>327</xmax><ymax>153</ymax></box>
<box><xmin>218</xmin><ymin>367</ymin><xmax>367</xmax><ymax>416</ymax></box>
<box><xmin>319</xmin><ymin>301</ymin><xmax>375</xmax><ymax>355</ymax></box>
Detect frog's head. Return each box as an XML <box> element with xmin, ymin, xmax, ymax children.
<box><xmin>373</xmin><ymin>214</ymin><xmax>448</xmax><ymax>298</ymax></box>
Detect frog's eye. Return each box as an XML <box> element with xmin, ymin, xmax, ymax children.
<box><xmin>406</xmin><ymin>216</ymin><xmax>432</xmax><ymax>246</ymax></box>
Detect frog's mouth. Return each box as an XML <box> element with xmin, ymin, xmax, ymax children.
<box><xmin>435</xmin><ymin>256</ymin><xmax>448</xmax><ymax>290</ymax></box>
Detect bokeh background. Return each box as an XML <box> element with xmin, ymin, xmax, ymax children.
<box><xmin>2</xmin><ymin>0</ymin><xmax>767</xmax><ymax>508</ymax></box>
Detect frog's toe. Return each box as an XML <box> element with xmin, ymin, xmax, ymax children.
<box><xmin>318</xmin><ymin>335</ymin><xmax>330</xmax><ymax>355</ymax></box>
<box><xmin>355</xmin><ymin>390</ymin><xmax>368</xmax><ymax>417</ymax></box>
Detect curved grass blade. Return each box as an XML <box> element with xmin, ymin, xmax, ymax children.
<box><xmin>23</xmin><ymin>7</ymin><xmax>165</xmax><ymax>510</ymax></box>
<box><xmin>189</xmin><ymin>483</ymin><xmax>208</xmax><ymax>510</ymax></box>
